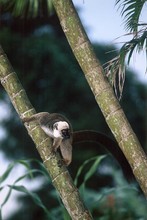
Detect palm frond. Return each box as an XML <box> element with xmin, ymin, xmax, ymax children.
<box><xmin>0</xmin><ymin>0</ymin><xmax>53</xmax><ymax>18</ymax></box>
<box><xmin>116</xmin><ymin>0</ymin><xmax>147</xmax><ymax>32</ymax></box>
<box><xmin>104</xmin><ymin>54</ymin><xmax>125</xmax><ymax>100</ymax></box>
<box><xmin>104</xmin><ymin>30</ymin><xmax>147</xmax><ymax>99</ymax></box>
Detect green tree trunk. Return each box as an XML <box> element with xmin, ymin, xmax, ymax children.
<box><xmin>0</xmin><ymin>46</ymin><xmax>93</xmax><ymax>220</ymax></box>
<box><xmin>51</xmin><ymin>0</ymin><xmax>147</xmax><ymax>197</ymax></box>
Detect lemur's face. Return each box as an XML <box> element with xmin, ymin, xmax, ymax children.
<box><xmin>53</xmin><ymin>121</ymin><xmax>70</xmax><ymax>139</ymax></box>
<box><xmin>61</xmin><ymin>128</ymin><xmax>70</xmax><ymax>139</ymax></box>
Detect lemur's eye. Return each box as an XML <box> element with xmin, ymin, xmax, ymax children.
<box><xmin>62</xmin><ymin>129</ymin><xmax>70</xmax><ymax>139</ymax></box>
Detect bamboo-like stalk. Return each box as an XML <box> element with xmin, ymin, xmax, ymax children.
<box><xmin>0</xmin><ymin>46</ymin><xmax>93</xmax><ymax>220</ymax></box>
<box><xmin>52</xmin><ymin>0</ymin><xmax>147</xmax><ymax>197</ymax></box>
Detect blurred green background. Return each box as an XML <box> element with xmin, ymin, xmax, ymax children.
<box><xmin>0</xmin><ymin>4</ymin><xmax>146</xmax><ymax>220</ymax></box>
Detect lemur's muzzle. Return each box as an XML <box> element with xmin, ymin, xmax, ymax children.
<box><xmin>61</xmin><ymin>129</ymin><xmax>70</xmax><ymax>139</ymax></box>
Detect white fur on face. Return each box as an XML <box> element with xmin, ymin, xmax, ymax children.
<box><xmin>41</xmin><ymin>121</ymin><xmax>69</xmax><ymax>139</ymax></box>
<box><xmin>41</xmin><ymin>125</ymin><xmax>54</xmax><ymax>138</ymax></box>
<box><xmin>53</xmin><ymin>129</ymin><xmax>62</xmax><ymax>138</ymax></box>
<box><xmin>57</xmin><ymin>121</ymin><xmax>69</xmax><ymax>131</ymax></box>
<box><xmin>53</xmin><ymin>121</ymin><xmax>69</xmax><ymax>138</ymax></box>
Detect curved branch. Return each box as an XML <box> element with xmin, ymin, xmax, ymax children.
<box><xmin>0</xmin><ymin>45</ymin><xmax>93</xmax><ymax>220</ymax></box>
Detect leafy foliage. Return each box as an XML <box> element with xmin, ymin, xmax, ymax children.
<box><xmin>74</xmin><ymin>158</ymin><xmax>147</xmax><ymax>219</ymax></box>
<box><xmin>104</xmin><ymin>53</ymin><xmax>125</xmax><ymax>100</ymax></box>
<box><xmin>0</xmin><ymin>0</ymin><xmax>53</xmax><ymax>18</ymax></box>
<box><xmin>115</xmin><ymin>0</ymin><xmax>147</xmax><ymax>32</ymax></box>
<box><xmin>88</xmin><ymin>185</ymin><xmax>147</xmax><ymax>219</ymax></box>
<box><xmin>0</xmin><ymin>159</ymin><xmax>52</xmax><ymax>219</ymax></box>
<box><xmin>1</xmin><ymin>158</ymin><xmax>146</xmax><ymax>220</ymax></box>
<box><xmin>104</xmin><ymin>29</ymin><xmax>147</xmax><ymax>99</ymax></box>
<box><xmin>74</xmin><ymin>155</ymin><xmax>106</xmax><ymax>190</ymax></box>
<box><xmin>105</xmin><ymin>0</ymin><xmax>147</xmax><ymax>98</ymax></box>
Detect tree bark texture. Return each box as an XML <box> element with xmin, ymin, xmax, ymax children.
<box><xmin>52</xmin><ymin>0</ymin><xmax>147</xmax><ymax>197</ymax></box>
<box><xmin>0</xmin><ymin>46</ymin><xmax>93</xmax><ymax>220</ymax></box>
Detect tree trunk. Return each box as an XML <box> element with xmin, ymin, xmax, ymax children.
<box><xmin>52</xmin><ymin>0</ymin><xmax>147</xmax><ymax>197</ymax></box>
<box><xmin>0</xmin><ymin>46</ymin><xmax>93</xmax><ymax>219</ymax></box>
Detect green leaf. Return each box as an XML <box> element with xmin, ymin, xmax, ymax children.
<box><xmin>80</xmin><ymin>156</ymin><xmax>106</xmax><ymax>195</ymax></box>
<box><xmin>84</xmin><ymin>155</ymin><xmax>106</xmax><ymax>183</ymax></box>
<box><xmin>1</xmin><ymin>185</ymin><xmax>12</xmax><ymax>207</ymax></box>
<box><xmin>28</xmin><ymin>0</ymin><xmax>39</xmax><ymax>17</ymax></box>
<box><xmin>0</xmin><ymin>159</ymin><xmax>33</xmax><ymax>185</ymax></box>
<box><xmin>47</xmin><ymin>0</ymin><xmax>54</xmax><ymax>14</ymax></box>
<box><xmin>1</xmin><ymin>171</ymin><xmax>33</xmax><ymax>207</ymax></box>
<box><xmin>115</xmin><ymin>0</ymin><xmax>146</xmax><ymax>32</ymax></box>
<box><xmin>0</xmin><ymin>0</ymin><xmax>54</xmax><ymax>18</ymax></box>
<box><xmin>0</xmin><ymin>162</ymin><xmax>15</xmax><ymax>184</ymax></box>
<box><xmin>0</xmin><ymin>159</ymin><xmax>50</xmax><ymax>185</ymax></box>
<box><xmin>7</xmin><ymin>185</ymin><xmax>51</xmax><ymax>217</ymax></box>
<box><xmin>1</xmin><ymin>159</ymin><xmax>51</xmax><ymax>207</ymax></box>
<box><xmin>74</xmin><ymin>155</ymin><xmax>106</xmax><ymax>187</ymax></box>
<box><xmin>74</xmin><ymin>157</ymin><xmax>95</xmax><ymax>186</ymax></box>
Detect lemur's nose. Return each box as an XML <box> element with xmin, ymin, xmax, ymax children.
<box><xmin>62</xmin><ymin>129</ymin><xmax>70</xmax><ymax>139</ymax></box>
